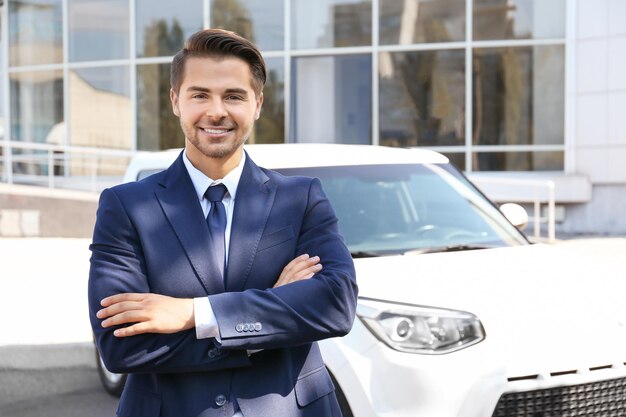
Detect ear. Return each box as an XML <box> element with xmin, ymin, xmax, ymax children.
<box><xmin>170</xmin><ymin>88</ymin><xmax>180</xmax><ymax>117</ymax></box>
<box><xmin>254</xmin><ymin>93</ymin><xmax>264</xmax><ymax>120</ymax></box>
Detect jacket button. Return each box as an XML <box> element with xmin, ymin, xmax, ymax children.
<box><xmin>254</xmin><ymin>322</ymin><xmax>262</xmax><ymax>331</ymax></box>
<box><xmin>215</xmin><ymin>394</ymin><xmax>227</xmax><ymax>406</ymax></box>
<box><xmin>208</xmin><ymin>348</ymin><xmax>218</xmax><ymax>358</ymax></box>
<box><xmin>235</xmin><ymin>323</ymin><xmax>244</xmax><ymax>332</ymax></box>
<box><xmin>243</xmin><ymin>323</ymin><xmax>250</xmax><ymax>332</ymax></box>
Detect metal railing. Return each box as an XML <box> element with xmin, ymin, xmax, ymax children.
<box><xmin>2</xmin><ymin>141</ymin><xmax>134</xmax><ymax>193</ymax></box>
<box><xmin>469</xmin><ymin>175</ymin><xmax>556</xmax><ymax>243</ymax></box>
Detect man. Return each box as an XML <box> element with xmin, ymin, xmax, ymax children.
<box><xmin>88</xmin><ymin>29</ymin><xmax>358</xmax><ymax>417</ymax></box>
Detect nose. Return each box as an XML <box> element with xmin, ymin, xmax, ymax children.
<box><xmin>204</xmin><ymin>98</ymin><xmax>228</xmax><ymax>121</ymax></box>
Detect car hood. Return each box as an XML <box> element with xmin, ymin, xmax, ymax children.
<box><xmin>353</xmin><ymin>243</ymin><xmax>626</xmax><ymax>376</ymax></box>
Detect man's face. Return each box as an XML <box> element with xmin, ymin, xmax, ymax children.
<box><xmin>170</xmin><ymin>56</ymin><xmax>263</xmax><ymax>161</ymax></box>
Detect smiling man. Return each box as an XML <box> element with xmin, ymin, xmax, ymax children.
<box><xmin>88</xmin><ymin>29</ymin><xmax>358</xmax><ymax>417</ymax></box>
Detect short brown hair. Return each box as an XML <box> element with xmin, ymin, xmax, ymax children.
<box><xmin>170</xmin><ymin>29</ymin><xmax>266</xmax><ymax>96</ymax></box>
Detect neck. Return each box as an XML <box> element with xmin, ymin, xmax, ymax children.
<box><xmin>184</xmin><ymin>144</ymin><xmax>243</xmax><ymax>180</ymax></box>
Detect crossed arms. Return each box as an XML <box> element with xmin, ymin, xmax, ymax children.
<box><xmin>89</xmin><ymin>179</ymin><xmax>357</xmax><ymax>374</ymax></box>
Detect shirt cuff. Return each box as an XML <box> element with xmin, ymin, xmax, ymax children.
<box><xmin>193</xmin><ymin>297</ymin><xmax>221</xmax><ymax>342</ymax></box>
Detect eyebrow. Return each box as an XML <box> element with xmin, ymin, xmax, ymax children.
<box><xmin>186</xmin><ymin>86</ymin><xmax>249</xmax><ymax>96</ymax></box>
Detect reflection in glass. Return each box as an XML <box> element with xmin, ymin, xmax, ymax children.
<box><xmin>69</xmin><ymin>67</ymin><xmax>131</xmax><ymax>149</ymax></box>
<box><xmin>136</xmin><ymin>0</ymin><xmax>201</xmax><ymax>58</ymax></box>
<box><xmin>69</xmin><ymin>0</ymin><xmax>130</xmax><ymax>62</ymax></box>
<box><xmin>473</xmin><ymin>0</ymin><xmax>565</xmax><ymax>40</ymax></box>
<box><xmin>212</xmin><ymin>0</ymin><xmax>284</xmax><ymax>51</ymax></box>
<box><xmin>291</xmin><ymin>0</ymin><xmax>372</xmax><ymax>49</ymax></box>
<box><xmin>291</xmin><ymin>55</ymin><xmax>371</xmax><ymax>144</ymax></box>
<box><xmin>473</xmin><ymin>151</ymin><xmax>563</xmax><ymax>171</ymax></box>
<box><xmin>473</xmin><ymin>46</ymin><xmax>564</xmax><ymax>148</ymax></box>
<box><xmin>9</xmin><ymin>0</ymin><xmax>63</xmax><ymax>66</ymax></box>
<box><xmin>251</xmin><ymin>58</ymin><xmax>284</xmax><ymax>144</ymax></box>
<box><xmin>10</xmin><ymin>71</ymin><xmax>63</xmax><ymax>176</ymax></box>
<box><xmin>10</xmin><ymin>71</ymin><xmax>64</xmax><ymax>143</ymax></box>
<box><xmin>379</xmin><ymin>49</ymin><xmax>465</xmax><ymax>148</ymax></box>
<box><xmin>380</xmin><ymin>0</ymin><xmax>465</xmax><ymax>45</ymax></box>
<box><xmin>137</xmin><ymin>63</ymin><xmax>184</xmax><ymax>151</ymax></box>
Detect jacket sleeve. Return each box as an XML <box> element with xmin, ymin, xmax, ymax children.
<box><xmin>88</xmin><ymin>187</ymin><xmax>252</xmax><ymax>374</ymax></box>
<box><xmin>208</xmin><ymin>178</ymin><xmax>358</xmax><ymax>350</ymax></box>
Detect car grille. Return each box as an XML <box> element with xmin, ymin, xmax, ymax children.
<box><xmin>491</xmin><ymin>376</ymin><xmax>626</xmax><ymax>417</ymax></box>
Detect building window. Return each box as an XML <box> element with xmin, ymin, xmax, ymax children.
<box><xmin>68</xmin><ymin>0</ymin><xmax>130</xmax><ymax>62</ymax></box>
<box><xmin>136</xmin><ymin>0</ymin><xmax>203</xmax><ymax>58</ymax></box>
<box><xmin>2</xmin><ymin>0</ymin><xmax>569</xmax><ymax>190</ymax></box>
<box><xmin>137</xmin><ymin>63</ymin><xmax>183</xmax><ymax>151</ymax></box>
<box><xmin>9</xmin><ymin>0</ymin><xmax>63</xmax><ymax>66</ymax></box>
<box><xmin>379</xmin><ymin>0</ymin><xmax>466</xmax><ymax>45</ymax></box>
<box><xmin>212</xmin><ymin>0</ymin><xmax>284</xmax><ymax>51</ymax></box>
<box><xmin>379</xmin><ymin>49</ymin><xmax>465</xmax><ymax>148</ymax></box>
<box><xmin>290</xmin><ymin>54</ymin><xmax>372</xmax><ymax>144</ymax></box>
<box><xmin>291</xmin><ymin>0</ymin><xmax>372</xmax><ymax>49</ymax></box>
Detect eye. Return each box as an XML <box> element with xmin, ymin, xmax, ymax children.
<box><xmin>226</xmin><ymin>95</ymin><xmax>244</xmax><ymax>101</ymax></box>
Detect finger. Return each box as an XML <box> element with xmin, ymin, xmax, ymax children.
<box><xmin>97</xmin><ymin>300</ymin><xmax>143</xmax><ymax>319</ymax></box>
<box><xmin>283</xmin><ymin>254</ymin><xmax>310</xmax><ymax>274</ymax></box>
<box><xmin>293</xmin><ymin>263</ymin><xmax>322</xmax><ymax>279</ymax></box>
<box><xmin>286</xmin><ymin>255</ymin><xmax>319</xmax><ymax>277</ymax></box>
<box><xmin>113</xmin><ymin>322</ymin><xmax>152</xmax><ymax>338</ymax></box>
<box><xmin>278</xmin><ymin>254</ymin><xmax>310</xmax><ymax>282</ymax></box>
<box><xmin>102</xmin><ymin>310</ymin><xmax>148</xmax><ymax>328</ymax></box>
<box><xmin>101</xmin><ymin>293</ymin><xmax>145</xmax><ymax>307</ymax></box>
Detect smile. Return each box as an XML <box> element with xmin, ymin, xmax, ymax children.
<box><xmin>202</xmin><ymin>128</ymin><xmax>232</xmax><ymax>134</ymax></box>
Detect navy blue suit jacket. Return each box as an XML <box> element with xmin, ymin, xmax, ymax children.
<box><xmin>88</xmin><ymin>151</ymin><xmax>358</xmax><ymax>417</ymax></box>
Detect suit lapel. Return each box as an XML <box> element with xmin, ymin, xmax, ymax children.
<box><xmin>155</xmin><ymin>153</ymin><xmax>225</xmax><ymax>295</ymax></box>
<box><xmin>226</xmin><ymin>154</ymin><xmax>276</xmax><ymax>292</ymax></box>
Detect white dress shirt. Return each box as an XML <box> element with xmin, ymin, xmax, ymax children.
<box><xmin>182</xmin><ymin>150</ymin><xmax>246</xmax><ymax>341</ymax></box>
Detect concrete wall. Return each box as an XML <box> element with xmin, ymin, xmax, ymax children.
<box><xmin>0</xmin><ymin>185</ymin><xmax>98</xmax><ymax>238</ymax></box>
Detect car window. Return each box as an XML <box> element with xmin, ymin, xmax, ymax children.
<box><xmin>276</xmin><ymin>163</ymin><xmax>527</xmax><ymax>255</ymax></box>
<box><xmin>136</xmin><ymin>169</ymin><xmax>164</xmax><ymax>181</ymax></box>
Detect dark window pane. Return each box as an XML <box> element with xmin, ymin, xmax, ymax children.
<box><xmin>291</xmin><ymin>0</ymin><xmax>372</xmax><ymax>49</ymax></box>
<box><xmin>473</xmin><ymin>0</ymin><xmax>565</xmax><ymax>40</ymax></box>
<box><xmin>69</xmin><ymin>0</ymin><xmax>130</xmax><ymax>62</ymax></box>
<box><xmin>251</xmin><ymin>58</ymin><xmax>284</xmax><ymax>144</ymax></box>
<box><xmin>473</xmin><ymin>45</ymin><xmax>564</xmax><ymax>147</ymax></box>
<box><xmin>69</xmin><ymin>67</ymin><xmax>131</xmax><ymax>149</ymax></box>
<box><xmin>380</xmin><ymin>49</ymin><xmax>465</xmax><ymax>148</ymax></box>
<box><xmin>473</xmin><ymin>151</ymin><xmax>563</xmax><ymax>171</ymax></box>
<box><xmin>136</xmin><ymin>0</ymin><xmax>202</xmax><ymax>58</ymax></box>
<box><xmin>380</xmin><ymin>0</ymin><xmax>466</xmax><ymax>45</ymax></box>
<box><xmin>9</xmin><ymin>0</ymin><xmax>63</xmax><ymax>66</ymax></box>
<box><xmin>137</xmin><ymin>64</ymin><xmax>185</xmax><ymax>151</ymax></box>
<box><xmin>442</xmin><ymin>152</ymin><xmax>466</xmax><ymax>171</ymax></box>
<box><xmin>212</xmin><ymin>0</ymin><xmax>284</xmax><ymax>51</ymax></box>
<box><xmin>290</xmin><ymin>54</ymin><xmax>371</xmax><ymax>144</ymax></box>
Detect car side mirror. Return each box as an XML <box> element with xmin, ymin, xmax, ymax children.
<box><xmin>500</xmin><ymin>203</ymin><xmax>528</xmax><ymax>231</ymax></box>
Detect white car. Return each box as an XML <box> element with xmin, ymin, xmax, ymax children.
<box><xmin>97</xmin><ymin>144</ymin><xmax>626</xmax><ymax>416</ymax></box>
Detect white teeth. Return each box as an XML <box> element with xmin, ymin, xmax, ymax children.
<box><xmin>203</xmin><ymin>128</ymin><xmax>229</xmax><ymax>134</ymax></box>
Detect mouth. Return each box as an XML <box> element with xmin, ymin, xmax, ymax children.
<box><xmin>201</xmin><ymin>127</ymin><xmax>233</xmax><ymax>135</ymax></box>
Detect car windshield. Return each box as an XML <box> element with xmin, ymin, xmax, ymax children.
<box><xmin>277</xmin><ymin>163</ymin><xmax>528</xmax><ymax>256</ymax></box>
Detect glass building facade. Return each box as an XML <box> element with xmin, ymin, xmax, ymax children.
<box><xmin>0</xmin><ymin>0</ymin><xmax>568</xmax><ymax>188</ymax></box>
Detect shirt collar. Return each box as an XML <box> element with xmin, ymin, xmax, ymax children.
<box><xmin>182</xmin><ymin>149</ymin><xmax>246</xmax><ymax>202</ymax></box>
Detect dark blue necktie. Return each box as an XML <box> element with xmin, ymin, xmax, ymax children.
<box><xmin>205</xmin><ymin>184</ymin><xmax>228</xmax><ymax>280</ymax></box>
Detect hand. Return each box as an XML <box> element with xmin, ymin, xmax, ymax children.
<box><xmin>97</xmin><ymin>293</ymin><xmax>194</xmax><ymax>337</ymax></box>
<box><xmin>273</xmin><ymin>254</ymin><xmax>322</xmax><ymax>288</ymax></box>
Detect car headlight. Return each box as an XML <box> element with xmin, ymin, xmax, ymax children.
<box><xmin>357</xmin><ymin>298</ymin><xmax>485</xmax><ymax>354</ymax></box>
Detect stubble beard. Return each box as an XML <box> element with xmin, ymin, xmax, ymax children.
<box><xmin>182</xmin><ymin>121</ymin><xmax>250</xmax><ymax>160</ymax></box>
